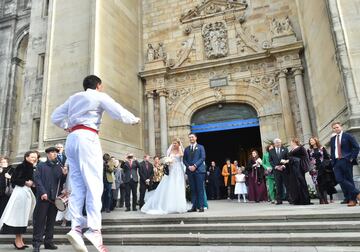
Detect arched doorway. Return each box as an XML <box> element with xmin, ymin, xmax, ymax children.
<box><xmin>191</xmin><ymin>103</ymin><xmax>262</xmax><ymax>168</ymax></box>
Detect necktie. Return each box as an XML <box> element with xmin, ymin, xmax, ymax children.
<box><xmin>130</xmin><ymin>160</ymin><xmax>133</xmax><ymax>178</ymax></box>
<box><xmin>191</xmin><ymin>145</ymin><xmax>194</xmax><ymax>152</ymax></box>
<box><xmin>336</xmin><ymin>134</ymin><xmax>342</xmax><ymax>159</ymax></box>
<box><xmin>276</xmin><ymin>148</ymin><xmax>280</xmax><ymax>157</ymax></box>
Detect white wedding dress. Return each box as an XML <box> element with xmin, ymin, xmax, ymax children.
<box><xmin>141</xmin><ymin>154</ymin><xmax>188</xmax><ymax>214</ymax></box>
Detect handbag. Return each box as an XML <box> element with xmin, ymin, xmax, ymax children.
<box><xmin>5</xmin><ymin>184</ymin><xmax>13</xmax><ymax>196</ymax></box>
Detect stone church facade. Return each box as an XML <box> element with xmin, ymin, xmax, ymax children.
<box><xmin>0</xmin><ymin>1</ymin><xmax>359</xmax><ymax>172</ymax></box>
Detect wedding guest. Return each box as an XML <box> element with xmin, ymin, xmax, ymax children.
<box><xmin>121</xmin><ymin>153</ymin><xmax>140</xmax><ymax>211</ymax></box>
<box><xmin>235</xmin><ymin>168</ymin><xmax>247</xmax><ymax>203</ymax></box>
<box><xmin>56</xmin><ymin>143</ymin><xmax>67</xmax><ymax>166</ymax></box>
<box><xmin>112</xmin><ymin>159</ymin><xmax>123</xmax><ymax>208</ymax></box>
<box><xmin>32</xmin><ymin>147</ymin><xmax>68</xmax><ymax>251</ymax></box>
<box><xmin>0</xmin><ymin>157</ymin><xmax>14</xmax><ymax>217</ymax></box>
<box><xmin>308</xmin><ymin>137</ymin><xmax>337</xmax><ymax>204</ymax></box>
<box><xmin>222</xmin><ymin>159</ymin><xmax>236</xmax><ymax>200</ymax></box>
<box><xmin>287</xmin><ymin>138</ymin><xmax>311</xmax><ymax>205</ymax></box>
<box><xmin>139</xmin><ymin>155</ymin><xmax>154</xmax><ymax>209</ymax></box>
<box><xmin>233</xmin><ymin>160</ymin><xmax>240</xmax><ymax>170</ymax></box>
<box><xmin>269</xmin><ymin>138</ymin><xmax>289</xmax><ymax>205</ymax></box>
<box><xmin>262</xmin><ymin>144</ymin><xmax>276</xmax><ymax>203</ymax></box>
<box><xmin>246</xmin><ymin>150</ymin><xmax>268</xmax><ymax>202</ymax></box>
<box><xmin>56</xmin><ymin>163</ymin><xmax>71</xmax><ymax>227</ymax></box>
<box><xmin>0</xmin><ymin>151</ymin><xmax>37</xmax><ymax>249</ymax></box>
<box><xmin>206</xmin><ymin>161</ymin><xmax>221</xmax><ymax>200</ymax></box>
<box><xmin>330</xmin><ymin>122</ymin><xmax>360</xmax><ymax>207</ymax></box>
<box><xmin>102</xmin><ymin>154</ymin><xmax>114</xmax><ymax>213</ymax></box>
<box><xmin>152</xmin><ymin>156</ymin><xmax>164</xmax><ymax>191</ymax></box>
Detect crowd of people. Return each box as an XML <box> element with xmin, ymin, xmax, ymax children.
<box><xmin>0</xmin><ymin>73</ymin><xmax>359</xmax><ymax>252</ymax></box>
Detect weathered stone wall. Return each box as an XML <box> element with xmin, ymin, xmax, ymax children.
<box><xmin>295</xmin><ymin>0</ymin><xmax>347</xmax><ymax>143</ymax></box>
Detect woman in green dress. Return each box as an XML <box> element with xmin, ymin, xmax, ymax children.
<box><xmin>263</xmin><ymin>144</ymin><xmax>276</xmax><ymax>203</ymax></box>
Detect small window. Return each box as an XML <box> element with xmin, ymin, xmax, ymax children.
<box><xmin>37</xmin><ymin>53</ymin><xmax>45</xmax><ymax>77</ymax></box>
<box><xmin>32</xmin><ymin>118</ymin><xmax>40</xmax><ymax>145</ymax></box>
<box><xmin>42</xmin><ymin>0</ymin><xmax>49</xmax><ymax>17</ymax></box>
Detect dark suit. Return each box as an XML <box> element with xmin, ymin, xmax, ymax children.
<box><xmin>206</xmin><ymin>165</ymin><xmax>221</xmax><ymax>200</ymax></box>
<box><xmin>269</xmin><ymin>146</ymin><xmax>289</xmax><ymax>203</ymax></box>
<box><xmin>33</xmin><ymin>159</ymin><xmax>66</xmax><ymax>248</ymax></box>
<box><xmin>183</xmin><ymin>143</ymin><xmax>206</xmax><ymax>209</ymax></box>
<box><xmin>330</xmin><ymin>131</ymin><xmax>360</xmax><ymax>201</ymax></box>
<box><xmin>121</xmin><ymin>159</ymin><xmax>140</xmax><ymax>210</ymax></box>
<box><xmin>139</xmin><ymin>160</ymin><xmax>154</xmax><ymax>208</ymax></box>
<box><xmin>56</xmin><ymin>153</ymin><xmax>67</xmax><ymax>166</ymax></box>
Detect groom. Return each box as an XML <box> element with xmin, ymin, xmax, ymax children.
<box><xmin>183</xmin><ymin>133</ymin><xmax>206</xmax><ymax>212</ymax></box>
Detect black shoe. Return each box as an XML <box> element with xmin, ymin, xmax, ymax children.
<box><xmin>132</xmin><ymin>208</ymin><xmax>137</xmax><ymax>211</ymax></box>
<box><xmin>187</xmin><ymin>208</ymin><xmax>196</xmax><ymax>212</ymax></box>
<box><xmin>13</xmin><ymin>242</ymin><xmax>26</xmax><ymax>250</ymax></box>
<box><xmin>198</xmin><ymin>208</ymin><xmax>204</xmax><ymax>212</ymax></box>
<box><xmin>44</xmin><ymin>243</ymin><xmax>58</xmax><ymax>250</ymax></box>
<box><xmin>125</xmin><ymin>208</ymin><xmax>131</xmax><ymax>212</ymax></box>
<box><xmin>340</xmin><ymin>199</ymin><xmax>349</xmax><ymax>204</ymax></box>
<box><xmin>275</xmin><ymin>201</ymin><xmax>283</xmax><ymax>205</ymax></box>
<box><xmin>32</xmin><ymin>247</ymin><xmax>40</xmax><ymax>252</ymax></box>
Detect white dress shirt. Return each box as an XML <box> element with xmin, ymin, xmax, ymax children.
<box><xmin>51</xmin><ymin>89</ymin><xmax>139</xmax><ymax>130</ymax></box>
<box><xmin>334</xmin><ymin>131</ymin><xmax>343</xmax><ymax>159</ymax></box>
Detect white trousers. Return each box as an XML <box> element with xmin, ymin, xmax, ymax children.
<box><xmin>65</xmin><ymin>129</ymin><xmax>103</xmax><ymax>230</ymax></box>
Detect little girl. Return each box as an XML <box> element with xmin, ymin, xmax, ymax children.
<box><xmin>234</xmin><ymin>168</ymin><xmax>247</xmax><ymax>203</ymax></box>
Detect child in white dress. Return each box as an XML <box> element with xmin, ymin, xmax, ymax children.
<box><xmin>234</xmin><ymin>168</ymin><xmax>247</xmax><ymax>203</ymax></box>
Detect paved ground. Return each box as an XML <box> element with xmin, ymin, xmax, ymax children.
<box><xmin>0</xmin><ymin>245</ymin><xmax>359</xmax><ymax>252</ymax></box>
<box><xmin>102</xmin><ymin>199</ymin><xmax>360</xmax><ymax>219</ymax></box>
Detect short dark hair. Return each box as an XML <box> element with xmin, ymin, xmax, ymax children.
<box><xmin>331</xmin><ymin>121</ymin><xmax>342</xmax><ymax>127</ymax></box>
<box><xmin>188</xmin><ymin>132</ymin><xmax>197</xmax><ymax>137</ymax></box>
<box><xmin>83</xmin><ymin>75</ymin><xmax>102</xmax><ymax>91</ymax></box>
<box><xmin>24</xmin><ymin>150</ymin><xmax>37</xmax><ymax>161</ymax></box>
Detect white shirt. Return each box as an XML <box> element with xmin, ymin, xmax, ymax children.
<box><xmin>334</xmin><ymin>131</ymin><xmax>343</xmax><ymax>159</ymax></box>
<box><xmin>51</xmin><ymin>89</ymin><xmax>139</xmax><ymax>130</ymax></box>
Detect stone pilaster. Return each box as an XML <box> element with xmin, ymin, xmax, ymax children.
<box><xmin>278</xmin><ymin>69</ymin><xmax>295</xmax><ymax>141</ymax></box>
<box><xmin>146</xmin><ymin>91</ymin><xmax>156</xmax><ymax>157</ymax></box>
<box><xmin>293</xmin><ymin>67</ymin><xmax>312</xmax><ymax>142</ymax></box>
<box><xmin>158</xmin><ymin>89</ymin><xmax>168</xmax><ymax>156</ymax></box>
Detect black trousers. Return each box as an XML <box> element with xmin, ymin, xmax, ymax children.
<box><xmin>139</xmin><ymin>182</ymin><xmax>148</xmax><ymax>209</ymax></box>
<box><xmin>274</xmin><ymin>170</ymin><xmax>289</xmax><ymax>202</ymax></box>
<box><xmin>32</xmin><ymin>200</ymin><xmax>57</xmax><ymax>246</ymax></box>
<box><xmin>125</xmin><ymin>180</ymin><xmax>138</xmax><ymax>210</ymax></box>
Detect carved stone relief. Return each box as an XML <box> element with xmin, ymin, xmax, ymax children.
<box><xmin>180</xmin><ymin>0</ymin><xmax>248</xmax><ymax>24</ymax></box>
<box><xmin>167</xmin><ymin>87</ymin><xmax>196</xmax><ymax>108</ymax></box>
<box><xmin>213</xmin><ymin>87</ymin><xmax>226</xmax><ymax>103</ymax></box>
<box><xmin>270</xmin><ymin>16</ymin><xmax>294</xmax><ymax>38</ymax></box>
<box><xmin>244</xmin><ymin>75</ymin><xmax>278</xmax><ymax>95</ymax></box>
<box><xmin>4</xmin><ymin>0</ymin><xmax>16</xmax><ymax>15</ymax></box>
<box><xmin>236</xmin><ymin>16</ymin><xmax>262</xmax><ymax>54</ymax></box>
<box><xmin>202</xmin><ymin>21</ymin><xmax>228</xmax><ymax>59</ymax></box>
<box><xmin>146</xmin><ymin>43</ymin><xmax>167</xmax><ymax>63</ymax></box>
<box><xmin>169</xmin><ymin>35</ymin><xmax>195</xmax><ymax>68</ymax></box>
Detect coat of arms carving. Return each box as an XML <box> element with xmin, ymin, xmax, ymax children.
<box><xmin>202</xmin><ymin>21</ymin><xmax>228</xmax><ymax>59</ymax></box>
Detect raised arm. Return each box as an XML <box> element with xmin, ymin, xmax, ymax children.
<box><xmin>100</xmin><ymin>93</ymin><xmax>140</xmax><ymax>124</ymax></box>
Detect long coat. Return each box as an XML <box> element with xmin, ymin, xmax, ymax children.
<box><xmin>221</xmin><ymin>164</ymin><xmax>237</xmax><ymax>186</ymax></box>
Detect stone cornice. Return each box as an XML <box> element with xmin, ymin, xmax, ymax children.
<box><xmin>139</xmin><ymin>41</ymin><xmax>303</xmax><ymax>80</ymax></box>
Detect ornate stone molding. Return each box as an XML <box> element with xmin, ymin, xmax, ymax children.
<box><xmin>236</xmin><ymin>16</ymin><xmax>262</xmax><ymax>54</ymax></box>
<box><xmin>202</xmin><ymin>21</ymin><xmax>228</xmax><ymax>59</ymax></box>
<box><xmin>244</xmin><ymin>75</ymin><xmax>278</xmax><ymax>95</ymax></box>
<box><xmin>277</xmin><ymin>68</ymin><xmax>288</xmax><ymax>78</ymax></box>
<box><xmin>213</xmin><ymin>87</ymin><xmax>226</xmax><ymax>102</ymax></box>
<box><xmin>167</xmin><ymin>87</ymin><xmax>196</xmax><ymax>108</ymax></box>
<box><xmin>146</xmin><ymin>91</ymin><xmax>155</xmax><ymax>99</ymax></box>
<box><xmin>170</xmin><ymin>35</ymin><xmax>195</xmax><ymax>69</ymax></box>
<box><xmin>180</xmin><ymin>0</ymin><xmax>248</xmax><ymax>24</ymax></box>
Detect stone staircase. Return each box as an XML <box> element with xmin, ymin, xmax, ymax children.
<box><xmin>1</xmin><ymin>212</ymin><xmax>360</xmax><ymax>247</ymax></box>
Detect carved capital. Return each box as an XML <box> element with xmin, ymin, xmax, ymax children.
<box><xmin>292</xmin><ymin>67</ymin><xmax>303</xmax><ymax>76</ymax></box>
<box><xmin>157</xmin><ymin>89</ymin><xmax>168</xmax><ymax>97</ymax></box>
<box><xmin>146</xmin><ymin>91</ymin><xmax>155</xmax><ymax>99</ymax></box>
<box><xmin>278</xmin><ymin>69</ymin><xmax>288</xmax><ymax>78</ymax></box>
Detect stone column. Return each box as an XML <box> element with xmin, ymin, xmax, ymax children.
<box><xmin>146</xmin><ymin>91</ymin><xmax>156</xmax><ymax>157</ymax></box>
<box><xmin>278</xmin><ymin>69</ymin><xmax>295</xmax><ymax>140</ymax></box>
<box><xmin>158</xmin><ymin>89</ymin><xmax>168</xmax><ymax>156</ymax></box>
<box><xmin>293</xmin><ymin>67</ymin><xmax>312</xmax><ymax>141</ymax></box>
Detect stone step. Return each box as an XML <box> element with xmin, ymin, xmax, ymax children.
<box><xmin>27</xmin><ymin>221</ymin><xmax>360</xmax><ymax>234</ymax></box>
<box><xmin>1</xmin><ymin>232</ymin><xmax>360</xmax><ymax>246</ymax></box>
<box><xmin>99</xmin><ymin>212</ymin><xmax>360</xmax><ymax>225</ymax></box>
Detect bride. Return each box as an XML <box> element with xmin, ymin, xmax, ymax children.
<box><xmin>141</xmin><ymin>138</ymin><xmax>188</xmax><ymax>214</ymax></box>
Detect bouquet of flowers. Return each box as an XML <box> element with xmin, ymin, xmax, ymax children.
<box><xmin>160</xmin><ymin>156</ymin><xmax>173</xmax><ymax>175</ymax></box>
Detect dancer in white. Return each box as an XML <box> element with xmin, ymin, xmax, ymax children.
<box><xmin>51</xmin><ymin>75</ymin><xmax>140</xmax><ymax>252</ymax></box>
<box><xmin>141</xmin><ymin>138</ymin><xmax>188</xmax><ymax>214</ymax></box>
